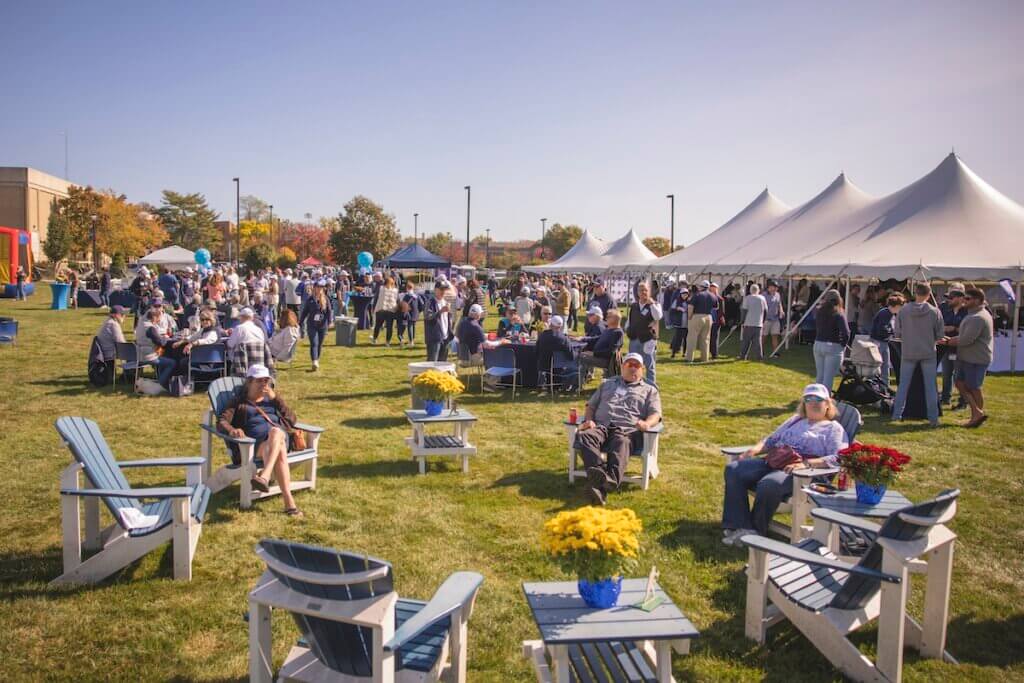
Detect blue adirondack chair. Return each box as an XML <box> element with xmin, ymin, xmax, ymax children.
<box><xmin>52</xmin><ymin>416</ymin><xmax>210</xmax><ymax>585</ymax></box>
<box><xmin>0</xmin><ymin>318</ymin><xmax>18</xmax><ymax>345</ymax></box>
<box><xmin>743</xmin><ymin>489</ymin><xmax>960</xmax><ymax>683</ymax></box>
<box><xmin>249</xmin><ymin>539</ymin><xmax>484</xmax><ymax>683</ymax></box>
<box><xmin>199</xmin><ymin>376</ymin><xmax>324</xmax><ymax>508</ymax></box>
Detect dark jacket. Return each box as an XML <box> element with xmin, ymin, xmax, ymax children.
<box><xmin>401</xmin><ymin>291</ymin><xmax>421</xmax><ymax>321</ymax></box>
<box><xmin>583</xmin><ymin>318</ymin><xmax>606</xmax><ymax>340</ymax></box>
<box><xmin>456</xmin><ymin>316</ymin><xmax>486</xmax><ymax>356</ymax></box>
<box><xmin>217</xmin><ymin>391</ymin><xmax>297</xmax><ymax>435</ymax></box>
<box><xmin>626</xmin><ymin>301</ymin><xmax>659</xmax><ymax>342</ymax></box>
<box><xmin>299</xmin><ymin>296</ymin><xmax>334</xmax><ymax>330</ymax></box>
<box><xmin>593</xmin><ymin>327</ymin><xmax>624</xmax><ymax>358</ymax></box>
<box><xmin>870</xmin><ymin>308</ymin><xmax>896</xmax><ymax>342</ymax></box>
<box><xmin>815</xmin><ymin>308</ymin><xmax>850</xmax><ymax>345</ymax></box>
<box><xmin>536</xmin><ymin>329</ymin><xmax>573</xmax><ymax>375</ymax></box>
<box><xmin>588</xmin><ymin>292</ymin><xmax>616</xmax><ymax>318</ymax></box>
<box><xmin>423</xmin><ymin>296</ymin><xmax>454</xmax><ymax>345</ymax></box>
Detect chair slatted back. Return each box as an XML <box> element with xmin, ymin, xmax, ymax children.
<box><xmin>0</xmin><ymin>319</ymin><xmax>17</xmax><ymax>342</ymax></box>
<box><xmin>482</xmin><ymin>345</ymin><xmax>516</xmax><ymax>370</ymax></box>
<box><xmin>258</xmin><ymin>539</ymin><xmax>395</xmax><ymax>677</ymax></box>
<box><xmin>835</xmin><ymin>401</ymin><xmax>863</xmax><ymax>443</ymax></box>
<box><xmin>207</xmin><ymin>376</ymin><xmax>244</xmax><ymax>417</ymax></box>
<box><xmin>55</xmin><ymin>417</ymin><xmax>139</xmax><ymax>520</ymax></box>
<box><xmin>830</xmin><ymin>489</ymin><xmax>959</xmax><ymax>611</ymax></box>
<box><xmin>115</xmin><ymin>341</ymin><xmax>138</xmax><ymax>363</ymax></box>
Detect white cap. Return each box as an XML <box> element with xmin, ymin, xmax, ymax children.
<box><xmin>469</xmin><ymin>304</ymin><xmax>484</xmax><ymax>317</ymax></box>
<box><xmin>622</xmin><ymin>352</ymin><xmax>645</xmax><ymax>365</ymax></box>
<box><xmin>246</xmin><ymin>364</ymin><xmax>271</xmax><ymax>379</ymax></box>
<box><xmin>239</xmin><ymin>307</ymin><xmax>255</xmax><ymax>318</ymax></box>
<box><xmin>803</xmin><ymin>383</ymin><xmax>831</xmax><ymax>401</ymax></box>
<box><xmin>699</xmin><ymin>279</ymin><xmax>711</xmax><ymax>289</ymax></box>
<box><xmin>520</xmin><ymin>286</ymin><xmax>531</xmax><ymax>295</ymax></box>
<box><xmin>550</xmin><ymin>315</ymin><xmax>564</xmax><ymax>328</ymax></box>
<box><xmin>587</xmin><ymin>306</ymin><xmax>603</xmax><ymax>317</ymax></box>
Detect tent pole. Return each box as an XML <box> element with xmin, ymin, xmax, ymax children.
<box><xmin>786</xmin><ymin>275</ymin><xmax>794</xmax><ymax>350</ymax></box>
<box><xmin>1012</xmin><ymin>282</ymin><xmax>1021</xmax><ymax>374</ymax></box>
<box><xmin>770</xmin><ymin>268</ymin><xmax>846</xmax><ymax>358</ymax></box>
<box><xmin>844</xmin><ymin>275</ymin><xmax>853</xmax><ymax>336</ymax></box>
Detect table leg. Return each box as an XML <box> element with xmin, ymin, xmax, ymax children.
<box><xmin>920</xmin><ymin>539</ymin><xmax>954</xmax><ymax>659</ymax></box>
<box><xmin>550</xmin><ymin>644</ymin><xmax>570</xmax><ymax>683</ymax></box>
<box><xmin>418</xmin><ymin>457</ymin><xmax>426</xmax><ymax>475</ymax></box>
<box><xmin>655</xmin><ymin>640</ymin><xmax>673</xmax><ymax>682</ymax></box>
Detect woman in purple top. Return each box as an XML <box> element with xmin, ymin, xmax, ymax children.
<box><xmin>721</xmin><ymin>383</ymin><xmax>849</xmax><ymax>545</ymax></box>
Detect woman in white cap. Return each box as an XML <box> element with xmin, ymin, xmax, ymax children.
<box><xmin>298</xmin><ymin>279</ymin><xmax>334</xmax><ymax>370</ymax></box>
<box><xmin>514</xmin><ymin>286</ymin><xmax>534</xmax><ymax>326</ymax></box>
<box><xmin>217</xmin><ymin>364</ymin><xmax>305</xmax><ymax>517</ymax></box>
<box><xmin>720</xmin><ymin>383</ymin><xmax>848</xmax><ymax>545</ymax></box>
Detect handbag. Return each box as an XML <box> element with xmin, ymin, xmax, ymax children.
<box><xmin>248</xmin><ymin>401</ymin><xmax>307</xmax><ymax>450</ymax></box>
<box><xmin>764</xmin><ymin>445</ymin><xmax>804</xmax><ymax>470</ymax></box>
<box><xmin>169</xmin><ymin>376</ymin><xmax>194</xmax><ymax>397</ymax></box>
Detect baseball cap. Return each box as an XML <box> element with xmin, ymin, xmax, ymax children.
<box><xmin>593</xmin><ymin>279</ymin><xmax>605</xmax><ymax>286</ymax></box>
<box><xmin>802</xmin><ymin>383</ymin><xmax>831</xmax><ymax>401</ymax></box>
<box><xmin>622</xmin><ymin>352</ymin><xmax>644</xmax><ymax>365</ymax></box>
<box><xmin>110</xmin><ymin>305</ymin><xmax>125</xmax><ymax>315</ymax></box>
<box><xmin>239</xmin><ymin>307</ymin><xmax>255</xmax><ymax>318</ymax></box>
<box><xmin>699</xmin><ymin>279</ymin><xmax>710</xmax><ymax>289</ymax></box>
<box><xmin>469</xmin><ymin>304</ymin><xmax>484</xmax><ymax>316</ymax></box>
<box><xmin>946</xmin><ymin>283</ymin><xmax>965</xmax><ymax>296</ymax></box>
<box><xmin>587</xmin><ymin>306</ymin><xmax>603</xmax><ymax>317</ymax></box>
<box><xmin>520</xmin><ymin>286</ymin><xmax>531</xmax><ymax>295</ymax></box>
<box><xmin>550</xmin><ymin>315</ymin><xmax>564</xmax><ymax>328</ymax></box>
<box><xmin>246</xmin><ymin>364</ymin><xmax>271</xmax><ymax>379</ymax></box>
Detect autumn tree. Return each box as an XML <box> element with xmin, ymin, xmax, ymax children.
<box><xmin>279</xmin><ymin>221</ymin><xmax>331</xmax><ymax>261</ymax></box>
<box><xmin>43</xmin><ymin>186</ymin><xmax>164</xmax><ymax>264</ymax></box>
<box><xmin>327</xmin><ymin>195</ymin><xmax>401</xmax><ymax>268</ymax></box>
<box><xmin>422</xmin><ymin>232</ymin><xmax>452</xmax><ymax>258</ymax></box>
<box><xmin>243</xmin><ymin>243</ymin><xmax>276</xmax><ymax>271</ymax></box>
<box><xmin>537</xmin><ymin>223</ymin><xmax>583</xmax><ymax>259</ymax></box>
<box><xmin>237</xmin><ymin>220</ymin><xmax>270</xmax><ymax>250</ymax></box>
<box><xmin>642</xmin><ymin>236</ymin><xmax>672</xmax><ymax>257</ymax></box>
<box><xmin>155</xmin><ymin>191</ymin><xmax>220</xmax><ymax>251</ymax></box>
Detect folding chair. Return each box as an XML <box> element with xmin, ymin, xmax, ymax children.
<box><xmin>114</xmin><ymin>341</ymin><xmax>156</xmax><ymax>388</ymax></box>
<box><xmin>456</xmin><ymin>341</ymin><xmax>485</xmax><ymax>393</ymax></box>
<box><xmin>188</xmin><ymin>343</ymin><xmax>227</xmax><ymax>387</ymax></box>
<box><xmin>482</xmin><ymin>345</ymin><xmax>520</xmax><ymax>398</ymax></box>
<box><xmin>538</xmin><ymin>349</ymin><xmax>578</xmax><ymax>397</ymax></box>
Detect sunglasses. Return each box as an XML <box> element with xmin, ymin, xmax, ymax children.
<box><xmin>803</xmin><ymin>396</ymin><xmax>826</xmax><ymax>403</ymax></box>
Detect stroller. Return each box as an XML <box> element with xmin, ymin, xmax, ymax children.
<box><xmin>834</xmin><ymin>339</ymin><xmax>893</xmax><ymax>413</ymax></box>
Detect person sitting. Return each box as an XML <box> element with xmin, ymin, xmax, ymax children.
<box><xmin>530</xmin><ymin>306</ymin><xmax>553</xmax><ymax>335</ymax></box>
<box><xmin>456</xmin><ymin>304</ymin><xmax>486</xmax><ymax>364</ymax></box>
<box><xmin>582</xmin><ymin>306</ymin><xmax>606</xmax><ymax>343</ymax></box>
<box><xmin>580</xmin><ymin>308</ymin><xmax>624</xmax><ymax>374</ymax></box>
<box><xmin>96</xmin><ymin>305</ymin><xmax>127</xmax><ymax>362</ymax></box>
<box><xmin>135</xmin><ymin>306</ymin><xmax>181</xmax><ymax>390</ymax></box>
<box><xmin>216</xmin><ymin>364</ymin><xmax>304</xmax><ymax>517</ymax></box>
<box><xmin>227</xmin><ymin>307</ymin><xmax>274</xmax><ymax>377</ymax></box>
<box><xmin>502</xmin><ymin>311</ymin><xmax>526</xmax><ymax>338</ymax></box>
<box><xmin>252</xmin><ymin>293</ymin><xmax>275</xmax><ymax>338</ymax></box>
<box><xmin>269</xmin><ymin>308</ymin><xmax>301</xmax><ymax>361</ymax></box>
<box><xmin>720</xmin><ymin>383</ymin><xmax>849</xmax><ymax>545</ymax></box>
<box><xmin>575</xmin><ymin>353</ymin><xmax>661</xmax><ymax>504</ymax></box>
<box><xmin>536</xmin><ymin>314</ymin><xmax>577</xmax><ymax>391</ymax></box>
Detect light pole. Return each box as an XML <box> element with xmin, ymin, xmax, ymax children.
<box><xmin>464</xmin><ymin>186</ymin><xmax>471</xmax><ymax>264</ymax></box>
<box><xmin>414</xmin><ymin>213</ymin><xmax>419</xmax><ymax>245</ymax></box>
<box><xmin>269</xmin><ymin>204</ymin><xmax>274</xmax><ymax>247</ymax></box>
<box><xmin>540</xmin><ymin>218</ymin><xmax>547</xmax><ymax>260</ymax></box>
<box><xmin>90</xmin><ymin>213</ymin><xmax>98</xmax><ymax>272</ymax></box>
<box><xmin>666</xmin><ymin>194</ymin><xmax>675</xmax><ymax>251</ymax></box>
<box><xmin>233</xmin><ymin>178</ymin><xmax>240</xmax><ymax>267</ymax></box>
<box><xmin>485</xmin><ymin>228</ymin><xmax>491</xmax><ymax>269</ymax></box>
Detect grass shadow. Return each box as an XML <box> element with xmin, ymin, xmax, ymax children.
<box><xmin>340</xmin><ymin>416</ymin><xmax>408</xmax><ymax>430</ymax></box>
<box><xmin>711</xmin><ymin>401</ymin><xmax>799</xmax><ymax>419</ymax></box>
<box><xmin>318</xmin><ymin>459</ymin><xmax>421</xmax><ymax>479</ymax></box>
<box><xmin>489</xmin><ymin>469</ymin><xmax>585</xmax><ymax>510</ymax></box>
<box><xmin>946</xmin><ymin>612</ymin><xmax>1024</xmax><ymax>666</ymax></box>
<box><xmin>307</xmin><ymin>387</ymin><xmax>408</xmax><ymax>402</ymax></box>
<box><xmin>656</xmin><ymin>517</ymin><xmax>738</xmax><ymax>564</ymax></box>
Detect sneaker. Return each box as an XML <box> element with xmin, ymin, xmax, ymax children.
<box><xmin>722</xmin><ymin>528</ymin><xmax>756</xmax><ymax>546</ymax></box>
<box><xmin>586</xmin><ymin>466</ymin><xmax>614</xmax><ymax>490</ymax></box>
<box><xmin>585</xmin><ymin>484</ymin><xmax>606</xmax><ymax>506</ymax></box>
<box><xmin>371</xmin><ymin>337</ymin><xmax>378</xmax><ymax>345</ymax></box>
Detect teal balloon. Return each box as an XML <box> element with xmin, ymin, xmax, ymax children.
<box><xmin>195</xmin><ymin>248</ymin><xmax>211</xmax><ymax>265</ymax></box>
<box><xmin>357</xmin><ymin>251</ymin><xmax>374</xmax><ymax>268</ymax></box>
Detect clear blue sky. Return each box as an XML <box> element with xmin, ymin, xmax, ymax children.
<box><xmin>2</xmin><ymin>1</ymin><xmax>1021</xmax><ymax>246</ymax></box>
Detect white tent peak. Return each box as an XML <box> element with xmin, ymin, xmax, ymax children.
<box><xmin>601</xmin><ymin>229</ymin><xmax>658</xmax><ymax>263</ymax></box>
<box><xmin>521</xmin><ymin>228</ymin><xmax>607</xmax><ymax>273</ymax></box>
<box><xmin>137</xmin><ymin>245</ymin><xmax>196</xmax><ymax>268</ymax></box>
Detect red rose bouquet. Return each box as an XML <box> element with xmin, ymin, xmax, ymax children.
<box><xmin>838</xmin><ymin>442</ymin><xmax>911</xmax><ymax>488</ymax></box>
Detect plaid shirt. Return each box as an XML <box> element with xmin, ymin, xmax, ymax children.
<box><xmin>229</xmin><ymin>339</ymin><xmax>275</xmax><ymax>377</ymax></box>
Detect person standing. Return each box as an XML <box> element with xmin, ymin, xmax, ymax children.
<box><xmin>870</xmin><ymin>293</ymin><xmax>904</xmax><ymax>383</ymax></box>
<box><xmin>740</xmin><ymin>284</ymin><xmax>768</xmax><ymax>360</ymax></box>
<box><xmin>762</xmin><ymin>280</ymin><xmax>785</xmax><ymax>355</ymax></box>
<box><xmin>708</xmin><ymin>282</ymin><xmax>723</xmax><ymax>359</ymax></box>
<box><xmin>938</xmin><ymin>284</ymin><xmax>968</xmax><ymax>406</ymax></box>
<box><xmin>568</xmin><ymin>279</ymin><xmax>581</xmax><ymax>331</ymax></box>
<box><xmin>812</xmin><ymin>290</ymin><xmax>850</xmax><ymax>391</ymax></box>
<box><xmin>15</xmin><ymin>266</ymin><xmax>27</xmax><ymax>301</ymax></box>
<box><xmin>298</xmin><ymin>280</ymin><xmax>333</xmax><ymax>371</ymax></box>
<box><xmin>397</xmin><ymin>281</ymin><xmax>421</xmax><ymax>347</ymax></box>
<box><xmin>424</xmin><ymin>281</ymin><xmax>454</xmax><ymax>362</ymax></box>
<box><xmin>587</xmin><ymin>280</ymin><xmax>616</xmax><ymax>320</ymax></box>
<box><xmin>625</xmin><ymin>281</ymin><xmax>662</xmax><ymax>386</ymax></box>
<box><xmin>891</xmin><ymin>283</ymin><xmax>944</xmax><ymax>426</ymax></box>
<box><xmin>943</xmin><ymin>288</ymin><xmax>994</xmax><ymax>428</ymax></box>
<box><xmin>157</xmin><ymin>267</ymin><xmax>181</xmax><ymax>309</ymax></box>
<box><xmin>461</xmin><ymin>279</ymin><xmax>482</xmax><ymax>318</ymax></box>
<box><xmin>686</xmin><ymin>280</ymin><xmax>715</xmax><ymax>362</ymax></box>
<box><xmin>371</xmin><ymin>276</ymin><xmax>400</xmax><ymax>346</ymax></box>
<box><xmin>97</xmin><ymin>266</ymin><xmax>112</xmax><ymax>308</ymax></box>
<box><xmin>668</xmin><ymin>285</ymin><xmax>689</xmax><ymax>359</ymax></box>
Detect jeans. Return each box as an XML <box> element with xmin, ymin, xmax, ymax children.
<box><xmin>307</xmin><ymin>325</ymin><xmax>325</xmax><ymax>361</ymax></box>
<box><xmin>568</xmin><ymin>307</ymin><xmax>578</xmax><ymax>331</ymax></box>
<box><xmin>373</xmin><ymin>311</ymin><xmax>395</xmax><ymax>343</ymax></box>
<box><xmin>686</xmin><ymin>314</ymin><xmax>712</xmax><ymax>361</ymax></box>
<box><xmin>740</xmin><ymin>326</ymin><xmax>763</xmax><ymax>360</ymax></box>
<box><xmin>813</xmin><ymin>340</ymin><xmax>845</xmax><ymax>391</ymax></box>
<box><xmin>99</xmin><ymin>291</ymin><xmax>110</xmax><ymax>307</ymax></box>
<box><xmin>157</xmin><ymin>356</ymin><xmax>178</xmax><ymax>389</ymax></box>
<box><xmin>892</xmin><ymin>357</ymin><xmax>939</xmax><ymax>424</ymax></box>
<box><xmin>427</xmin><ymin>340</ymin><xmax>449</xmax><ymax>362</ymax></box>
<box><xmin>873</xmin><ymin>339</ymin><xmax>892</xmax><ymax>384</ymax></box>
<box><xmin>628</xmin><ymin>338</ymin><xmax>657</xmax><ymax>386</ymax></box>
<box><xmin>398</xmin><ymin>318</ymin><xmax>416</xmax><ymax>343</ymax></box>
<box><xmin>16</xmin><ymin>283</ymin><xmax>26</xmax><ymax>300</ymax></box>
<box><xmin>670</xmin><ymin>327</ymin><xmax>687</xmax><ymax>355</ymax></box>
<box><xmin>722</xmin><ymin>458</ymin><xmax>793</xmax><ymax>535</ymax></box>
<box><xmin>940</xmin><ymin>354</ymin><xmax>955</xmax><ymax>402</ymax></box>
<box><xmin>710</xmin><ymin>321</ymin><xmax>721</xmax><ymax>358</ymax></box>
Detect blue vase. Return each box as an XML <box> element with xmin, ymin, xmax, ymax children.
<box><xmin>855</xmin><ymin>481</ymin><xmax>886</xmax><ymax>505</ymax></box>
<box><xmin>577</xmin><ymin>576</ymin><xmax>623</xmax><ymax>609</ymax></box>
<box><xmin>423</xmin><ymin>399</ymin><xmax>444</xmax><ymax>417</ymax></box>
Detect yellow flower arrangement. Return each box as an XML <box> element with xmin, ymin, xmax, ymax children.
<box><xmin>412</xmin><ymin>370</ymin><xmax>466</xmax><ymax>402</ymax></box>
<box><xmin>541</xmin><ymin>506</ymin><xmax>642</xmax><ymax>581</ymax></box>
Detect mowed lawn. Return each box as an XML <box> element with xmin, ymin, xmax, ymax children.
<box><xmin>1</xmin><ymin>288</ymin><xmax>1023</xmax><ymax>682</ymax></box>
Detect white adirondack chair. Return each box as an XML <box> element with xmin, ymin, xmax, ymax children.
<box><xmin>566</xmin><ymin>420</ymin><xmax>664</xmax><ymax>491</ymax></box>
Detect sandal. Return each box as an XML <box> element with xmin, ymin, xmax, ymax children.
<box><xmin>285</xmin><ymin>507</ymin><xmax>304</xmax><ymax>518</ymax></box>
<box><xmin>250</xmin><ymin>475</ymin><xmax>271</xmax><ymax>493</ymax></box>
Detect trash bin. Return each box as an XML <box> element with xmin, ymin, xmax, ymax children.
<box><xmin>50</xmin><ymin>283</ymin><xmax>71</xmax><ymax>310</ymax></box>
<box><xmin>408</xmin><ymin>361</ymin><xmax>456</xmax><ymax>409</ymax></box>
<box><xmin>335</xmin><ymin>316</ymin><xmax>358</xmax><ymax>347</ymax></box>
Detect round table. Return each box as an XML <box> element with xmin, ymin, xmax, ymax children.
<box><xmin>504</xmin><ymin>340</ymin><xmax>586</xmax><ymax>388</ymax></box>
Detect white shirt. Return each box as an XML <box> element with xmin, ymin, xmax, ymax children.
<box><xmin>227</xmin><ymin>319</ymin><xmax>266</xmax><ymax>349</ymax></box>
<box><xmin>435</xmin><ymin>296</ymin><xmax>450</xmax><ymax>339</ymax></box>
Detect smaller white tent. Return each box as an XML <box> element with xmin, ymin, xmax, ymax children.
<box><xmin>137</xmin><ymin>245</ymin><xmax>196</xmax><ymax>269</ymax></box>
<box><xmin>523</xmin><ymin>230</ymin><xmax>606</xmax><ymax>273</ymax></box>
<box><xmin>601</xmin><ymin>229</ymin><xmax>659</xmax><ymax>271</ymax></box>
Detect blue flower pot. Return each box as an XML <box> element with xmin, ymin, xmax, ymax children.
<box><xmin>577</xmin><ymin>576</ymin><xmax>623</xmax><ymax>609</ymax></box>
<box><xmin>423</xmin><ymin>399</ymin><xmax>444</xmax><ymax>417</ymax></box>
<box><xmin>855</xmin><ymin>481</ymin><xmax>886</xmax><ymax>505</ymax></box>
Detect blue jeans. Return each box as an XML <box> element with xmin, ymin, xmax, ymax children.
<box><xmin>100</xmin><ymin>291</ymin><xmax>110</xmax><ymax>307</ymax></box>
<box><xmin>892</xmin><ymin>357</ymin><xmax>939</xmax><ymax>424</ymax></box>
<box><xmin>873</xmin><ymin>339</ymin><xmax>891</xmax><ymax>384</ymax></box>
<box><xmin>307</xmin><ymin>325</ymin><xmax>325</xmax><ymax>361</ymax></box>
<box><xmin>940</xmin><ymin>354</ymin><xmax>955</xmax><ymax>402</ymax></box>
<box><xmin>398</xmin><ymin>319</ymin><xmax>416</xmax><ymax>343</ymax></box>
<box><xmin>157</xmin><ymin>357</ymin><xmax>178</xmax><ymax>389</ymax></box>
<box><xmin>722</xmin><ymin>458</ymin><xmax>793</xmax><ymax>535</ymax></box>
<box><xmin>16</xmin><ymin>283</ymin><xmax>26</xmax><ymax>300</ymax></box>
<box><xmin>813</xmin><ymin>341</ymin><xmax>845</xmax><ymax>392</ymax></box>
<box><xmin>628</xmin><ymin>338</ymin><xmax>657</xmax><ymax>386</ymax></box>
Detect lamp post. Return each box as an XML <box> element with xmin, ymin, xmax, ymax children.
<box><xmin>540</xmin><ymin>218</ymin><xmax>547</xmax><ymax>260</ymax></box>
<box><xmin>666</xmin><ymin>194</ymin><xmax>675</xmax><ymax>251</ymax></box>
<box><xmin>464</xmin><ymin>186</ymin><xmax>471</xmax><ymax>264</ymax></box>
<box><xmin>233</xmin><ymin>178</ymin><xmax>240</xmax><ymax>267</ymax></box>
<box><xmin>414</xmin><ymin>213</ymin><xmax>419</xmax><ymax>245</ymax></box>
<box><xmin>90</xmin><ymin>213</ymin><xmax>98</xmax><ymax>272</ymax></box>
<box><xmin>268</xmin><ymin>204</ymin><xmax>274</xmax><ymax>247</ymax></box>
<box><xmin>485</xmin><ymin>228</ymin><xmax>491</xmax><ymax>269</ymax></box>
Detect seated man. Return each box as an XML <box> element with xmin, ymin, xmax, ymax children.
<box><xmin>96</xmin><ymin>305</ymin><xmax>127</xmax><ymax>361</ymax></box>
<box><xmin>536</xmin><ymin>314</ymin><xmax>577</xmax><ymax>391</ymax></box>
<box><xmin>227</xmin><ymin>307</ymin><xmax>275</xmax><ymax>376</ymax></box>
<box><xmin>575</xmin><ymin>352</ymin><xmax>662</xmax><ymax>504</ymax></box>
<box><xmin>579</xmin><ymin>308</ymin><xmax>624</xmax><ymax>376</ymax></box>
<box><xmin>582</xmin><ymin>306</ymin><xmax>606</xmax><ymax>344</ymax></box>
<box><xmin>456</xmin><ymin>303</ymin><xmax>486</xmax><ymax>364</ymax></box>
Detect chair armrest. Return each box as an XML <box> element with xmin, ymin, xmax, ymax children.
<box><xmin>641</xmin><ymin>421</ymin><xmax>664</xmax><ymax>434</ymax></box>
<box><xmin>61</xmin><ymin>486</ymin><xmax>195</xmax><ymax>499</ymax></box>
<box><xmin>199</xmin><ymin>423</ymin><xmax>255</xmax><ymax>445</ymax></box>
<box><xmin>383</xmin><ymin>571</ymin><xmax>485</xmax><ymax>652</ymax></box>
<box><xmin>721</xmin><ymin>445</ymin><xmax>754</xmax><ymax>457</ymax></box>
<box><xmin>292</xmin><ymin>422</ymin><xmax>326</xmax><ymax>434</ymax></box>
<box><xmin>117</xmin><ymin>457</ymin><xmax>206</xmax><ymax>468</ymax></box>
<box><xmin>792</xmin><ymin>466</ymin><xmax>839</xmax><ymax>479</ymax></box>
<box><xmin>810</xmin><ymin>507</ymin><xmax>882</xmax><ymax>535</ymax></box>
<box><xmin>740</xmin><ymin>534</ymin><xmax>900</xmax><ymax>583</ymax></box>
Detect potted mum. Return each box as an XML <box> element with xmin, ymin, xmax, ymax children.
<box><xmin>411</xmin><ymin>369</ymin><xmax>465</xmax><ymax>416</ymax></box>
<box><xmin>838</xmin><ymin>442</ymin><xmax>911</xmax><ymax>504</ymax></box>
<box><xmin>541</xmin><ymin>506</ymin><xmax>642</xmax><ymax>608</ymax></box>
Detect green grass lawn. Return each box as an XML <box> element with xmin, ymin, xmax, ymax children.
<box><xmin>1</xmin><ymin>289</ymin><xmax>1022</xmax><ymax>682</ymax></box>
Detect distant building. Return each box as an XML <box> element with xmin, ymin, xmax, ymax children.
<box><xmin>0</xmin><ymin>167</ymin><xmax>73</xmax><ymax>260</ymax></box>
<box><xmin>214</xmin><ymin>220</ymin><xmax>235</xmax><ymax>261</ymax></box>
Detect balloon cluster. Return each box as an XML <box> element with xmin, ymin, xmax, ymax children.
<box><xmin>195</xmin><ymin>248</ymin><xmax>212</xmax><ymax>275</ymax></box>
<box><xmin>357</xmin><ymin>251</ymin><xmax>373</xmax><ymax>275</ymax></box>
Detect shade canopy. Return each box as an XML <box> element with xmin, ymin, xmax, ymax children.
<box><xmin>299</xmin><ymin>256</ymin><xmax>322</xmax><ymax>267</ymax></box>
<box><xmin>137</xmin><ymin>245</ymin><xmax>196</xmax><ymax>269</ymax></box>
<box><xmin>382</xmin><ymin>243</ymin><xmax>450</xmax><ymax>269</ymax></box>
<box><xmin>523</xmin><ymin>230</ymin><xmax>607</xmax><ymax>273</ymax></box>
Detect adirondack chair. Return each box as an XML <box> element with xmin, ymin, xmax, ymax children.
<box><xmin>52</xmin><ymin>416</ymin><xmax>210</xmax><ymax>585</ymax></box>
<box><xmin>721</xmin><ymin>400</ymin><xmax>863</xmax><ymax>542</ymax></box>
<box><xmin>742</xmin><ymin>489</ymin><xmax>960</xmax><ymax>683</ymax></box>
<box><xmin>199</xmin><ymin>376</ymin><xmax>324</xmax><ymax>508</ymax></box>
<box><xmin>0</xmin><ymin>318</ymin><xmax>18</xmax><ymax>345</ymax></box>
<box><xmin>566</xmin><ymin>420</ymin><xmax>664</xmax><ymax>491</ymax></box>
<box><xmin>249</xmin><ymin>539</ymin><xmax>484</xmax><ymax>683</ymax></box>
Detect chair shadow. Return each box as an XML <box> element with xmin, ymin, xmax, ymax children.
<box><xmin>489</xmin><ymin>469</ymin><xmax>586</xmax><ymax>510</ymax></box>
<box><xmin>711</xmin><ymin>401</ymin><xmax>799</xmax><ymax>419</ymax></box>
<box><xmin>307</xmin><ymin>387</ymin><xmax>407</xmax><ymax>402</ymax></box>
<box><xmin>340</xmin><ymin>416</ymin><xmax>408</xmax><ymax>430</ymax></box>
<box><xmin>0</xmin><ymin>547</ymin><xmax>67</xmax><ymax>599</ymax></box>
<box><xmin>317</xmin><ymin>459</ymin><xmax>421</xmax><ymax>480</ymax></box>
<box><xmin>945</xmin><ymin>612</ymin><xmax>1024</xmax><ymax>666</ymax></box>
<box><xmin>656</xmin><ymin>517</ymin><xmax>740</xmax><ymax>564</ymax></box>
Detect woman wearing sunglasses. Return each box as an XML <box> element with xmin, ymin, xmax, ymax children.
<box><xmin>720</xmin><ymin>383</ymin><xmax>848</xmax><ymax>545</ymax></box>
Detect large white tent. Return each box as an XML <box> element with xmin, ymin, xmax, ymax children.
<box><xmin>523</xmin><ymin>230</ymin><xmax>606</xmax><ymax>273</ymax></box>
<box><xmin>524</xmin><ymin>228</ymin><xmax>656</xmax><ymax>273</ymax></box>
<box><xmin>600</xmin><ymin>229</ymin><xmax>658</xmax><ymax>271</ymax></box>
<box><xmin>645</xmin><ymin>188</ymin><xmax>791</xmax><ymax>272</ymax></box>
<box><xmin>137</xmin><ymin>245</ymin><xmax>196</xmax><ymax>269</ymax></box>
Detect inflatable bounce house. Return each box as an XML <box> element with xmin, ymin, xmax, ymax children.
<box><xmin>0</xmin><ymin>226</ymin><xmax>34</xmax><ymax>298</ymax></box>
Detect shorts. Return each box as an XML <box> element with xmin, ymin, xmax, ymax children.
<box><xmin>954</xmin><ymin>360</ymin><xmax>987</xmax><ymax>390</ymax></box>
<box><xmin>762</xmin><ymin>320</ymin><xmax>782</xmax><ymax>336</ymax></box>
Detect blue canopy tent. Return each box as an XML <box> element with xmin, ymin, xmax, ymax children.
<box><xmin>381</xmin><ymin>243</ymin><xmax>451</xmax><ymax>270</ymax></box>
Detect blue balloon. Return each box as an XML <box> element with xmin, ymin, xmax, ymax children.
<box><xmin>195</xmin><ymin>248</ymin><xmax>211</xmax><ymax>266</ymax></box>
<box><xmin>357</xmin><ymin>251</ymin><xmax>374</xmax><ymax>268</ymax></box>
